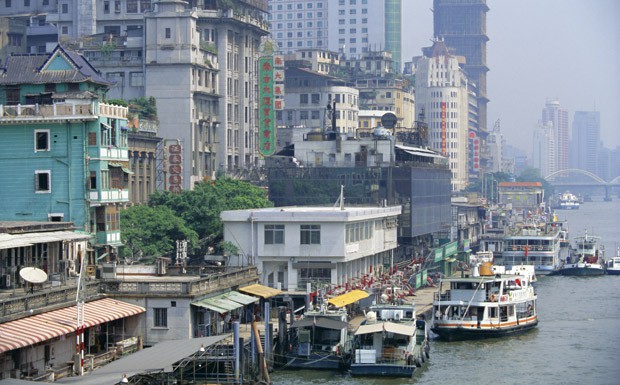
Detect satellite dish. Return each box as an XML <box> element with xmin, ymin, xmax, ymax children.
<box><xmin>19</xmin><ymin>267</ymin><xmax>48</xmax><ymax>284</ymax></box>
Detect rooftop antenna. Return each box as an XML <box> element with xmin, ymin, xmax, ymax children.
<box><xmin>333</xmin><ymin>185</ymin><xmax>345</xmax><ymax>210</ymax></box>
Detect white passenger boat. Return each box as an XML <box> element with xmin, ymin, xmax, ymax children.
<box><xmin>552</xmin><ymin>232</ymin><xmax>606</xmax><ymax>276</ymax></box>
<box><xmin>431</xmin><ymin>270</ymin><xmax>538</xmax><ymax>341</ymax></box>
<box><xmin>500</xmin><ymin>220</ymin><xmax>566</xmax><ymax>275</ymax></box>
<box><xmin>606</xmin><ymin>247</ymin><xmax>620</xmax><ymax>275</ymax></box>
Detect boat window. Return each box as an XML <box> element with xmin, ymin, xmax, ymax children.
<box><xmin>488</xmin><ymin>307</ymin><xmax>497</xmax><ymax>318</ymax></box>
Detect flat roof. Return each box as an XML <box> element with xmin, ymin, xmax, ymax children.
<box><xmin>221</xmin><ymin>205</ymin><xmax>401</xmax><ymax>222</ymax></box>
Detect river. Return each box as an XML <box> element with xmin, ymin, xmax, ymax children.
<box><xmin>271</xmin><ymin>198</ymin><xmax>620</xmax><ymax>385</ymax></box>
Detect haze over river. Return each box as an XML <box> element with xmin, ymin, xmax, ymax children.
<box><xmin>272</xmin><ymin>198</ymin><xmax>620</xmax><ymax>385</ymax></box>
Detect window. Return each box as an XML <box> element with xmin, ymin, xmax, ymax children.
<box><xmin>25</xmin><ymin>0</ymin><xmax>30</xmax><ymax>6</ymax></box>
<box><xmin>35</xmin><ymin>170</ymin><xmax>51</xmax><ymax>193</ymax></box>
<box><xmin>300</xmin><ymin>224</ymin><xmax>320</xmax><ymax>245</ymax></box>
<box><xmin>61</xmin><ymin>3</ymin><xmax>68</xmax><ymax>13</ymax></box>
<box><xmin>130</xmin><ymin>72</ymin><xmax>144</xmax><ymax>87</ymax></box>
<box><xmin>34</xmin><ymin>130</ymin><xmax>50</xmax><ymax>152</ymax></box>
<box><xmin>104</xmin><ymin>1</ymin><xmax>109</xmax><ymax>13</ymax></box>
<box><xmin>165</xmin><ymin>28</ymin><xmax>171</xmax><ymax>38</ymax></box>
<box><xmin>154</xmin><ymin>308</ymin><xmax>167</xmax><ymax>327</ymax></box>
<box><xmin>5</xmin><ymin>0</ymin><xmax>11</xmax><ymax>7</ymax></box>
<box><xmin>265</xmin><ymin>224</ymin><xmax>285</xmax><ymax>244</ymax></box>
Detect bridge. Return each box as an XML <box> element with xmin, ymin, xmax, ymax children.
<box><xmin>544</xmin><ymin>169</ymin><xmax>620</xmax><ymax>200</ymax></box>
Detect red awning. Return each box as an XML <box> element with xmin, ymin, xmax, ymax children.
<box><xmin>0</xmin><ymin>298</ymin><xmax>145</xmax><ymax>354</ymax></box>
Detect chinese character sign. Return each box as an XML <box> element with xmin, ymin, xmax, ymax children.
<box><xmin>441</xmin><ymin>102</ymin><xmax>447</xmax><ymax>156</ymax></box>
<box><xmin>259</xmin><ymin>56</ymin><xmax>276</xmax><ymax>156</ymax></box>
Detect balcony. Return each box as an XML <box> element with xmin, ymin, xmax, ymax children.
<box><xmin>96</xmin><ymin>229</ymin><xmax>122</xmax><ymax>247</ymax></box>
<box><xmin>0</xmin><ymin>102</ymin><xmax>127</xmax><ymax>122</ymax></box>
<box><xmin>89</xmin><ymin>189</ymin><xmax>130</xmax><ymax>204</ymax></box>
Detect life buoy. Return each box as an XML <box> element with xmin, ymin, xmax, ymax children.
<box><xmin>512</xmin><ymin>245</ymin><xmax>517</xmax><ymax>251</ymax></box>
<box><xmin>490</xmin><ymin>294</ymin><xmax>497</xmax><ymax>302</ymax></box>
<box><xmin>500</xmin><ymin>295</ymin><xmax>508</xmax><ymax>302</ymax></box>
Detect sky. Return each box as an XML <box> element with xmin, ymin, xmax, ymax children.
<box><xmin>402</xmin><ymin>0</ymin><xmax>620</xmax><ymax>156</ymax></box>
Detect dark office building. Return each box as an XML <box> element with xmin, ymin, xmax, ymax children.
<box><xmin>433</xmin><ymin>0</ymin><xmax>489</xmax><ymax>135</ymax></box>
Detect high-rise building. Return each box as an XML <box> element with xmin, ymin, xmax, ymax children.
<box><xmin>413</xmin><ymin>40</ymin><xmax>470</xmax><ymax>191</ymax></box>
<box><xmin>571</xmin><ymin>111</ymin><xmax>600</xmax><ymax>175</ymax></box>
<box><xmin>268</xmin><ymin>0</ymin><xmax>402</xmax><ymax>72</ymax></box>
<box><xmin>532</xmin><ymin>121</ymin><xmax>556</xmax><ymax>178</ymax></box>
<box><xmin>433</xmin><ymin>0</ymin><xmax>489</xmax><ymax>133</ymax></box>
<box><xmin>542</xmin><ymin>99</ymin><xmax>569</xmax><ymax>175</ymax></box>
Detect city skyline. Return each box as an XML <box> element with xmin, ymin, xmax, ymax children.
<box><xmin>402</xmin><ymin>0</ymin><xmax>620</xmax><ymax>156</ymax></box>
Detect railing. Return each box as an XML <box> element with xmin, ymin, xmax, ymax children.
<box><xmin>0</xmin><ymin>102</ymin><xmax>127</xmax><ymax>120</ymax></box>
<box><xmin>100</xmin><ymin>266</ymin><xmax>258</xmax><ymax>295</ymax></box>
<box><xmin>0</xmin><ymin>281</ymin><xmax>100</xmax><ymax>321</ymax></box>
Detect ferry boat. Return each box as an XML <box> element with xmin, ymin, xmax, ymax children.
<box><xmin>350</xmin><ymin>303</ymin><xmax>429</xmax><ymax>377</ymax></box>
<box><xmin>606</xmin><ymin>247</ymin><xmax>620</xmax><ymax>275</ymax></box>
<box><xmin>283</xmin><ymin>291</ymin><xmax>363</xmax><ymax>370</ymax></box>
<box><xmin>500</xmin><ymin>220</ymin><xmax>568</xmax><ymax>275</ymax></box>
<box><xmin>555</xmin><ymin>191</ymin><xmax>580</xmax><ymax>210</ymax></box>
<box><xmin>551</xmin><ymin>232</ymin><xmax>606</xmax><ymax>276</ymax></box>
<box><xmin>431</xmin><ymin>270</ymin><xmax>538</xmax><ymax>341</ymax></box>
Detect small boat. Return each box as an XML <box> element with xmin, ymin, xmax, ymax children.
<box><xmin>607</xmin><ymin>247</ymin><xmax>620</xmax><ymax>275</ymax></box>
<box><xmin>555</xmin><ymin>191</ymin><xmax>580</xmax><ymax>210</ymax></box>
<box><xmin>283</xmin><ymin>291</ymin><xmax>358</xmax><ymax>370</ymax></box>
<box><xmin>431</xmin><ymin>271</ymin><xmax>538</xmax><ymax>341</ymax></box>
<box><xmin>551</xmin><ymin>232</ymin><xmax>606</xmax><ymax>276</ymax></box>
<box><xmin>350</xmin><ymin>303</ymin><xmax>429</xmax><ymax>377</ymax></box>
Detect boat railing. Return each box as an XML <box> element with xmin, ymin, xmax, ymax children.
<box><xmin>505</xmin><ymin>244</ymin><xmax>555</xmax><ymax>252</ymax></box>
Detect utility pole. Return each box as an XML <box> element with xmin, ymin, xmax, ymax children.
<box><xmin>75</xmin><ymin>250</ymin><xmax>86</xmax><ymax>376</ymax></box>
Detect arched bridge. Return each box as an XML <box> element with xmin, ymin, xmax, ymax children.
<box><xmin>544</xmin><ymin>169</ymin><xmax>620</xmax><ymax>200</ymax></box>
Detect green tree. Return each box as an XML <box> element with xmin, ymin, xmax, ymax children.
<box><xmin>149</xmin><ymin>178</ymin><xmax>273</xmax><ymax>254</ymax></box>
<box><xmin>120</xmin><ymin>205</ymin><xmax>198</xmax><ymax>264</ymax></box>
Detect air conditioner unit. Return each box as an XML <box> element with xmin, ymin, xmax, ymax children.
<box><xmin>101</xmin><ymin>262</ymin><xmax>117</xmax><ymax>279</ymax></box>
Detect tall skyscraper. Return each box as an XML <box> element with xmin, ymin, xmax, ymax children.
<box><xmin>268</xmin><ymin>0</ymin><xmax>403</xmax><ymax>71</ymax></box>
<box><xmin>413</xmin><ymin>40</ymin><xmax>470</xmax><ymax>191</ymax></box>
<box><xmin>542</xmin><ymin>99</ymin><xmax>569</xmax><ymax>175</ymax></box>
<box><xmin>571</xmin><ymin>111</ymin><xmax>600</xmax><ymax>175</ymax></box>
<box><xmin>532</xmin><ymin>121</ymin><xmax>556</xmax><ymax>178</ymax></box>
<box><xmin>433</xmin><ymin>0</ymin><xmax>489</xmax><ymax>133</ymax></box>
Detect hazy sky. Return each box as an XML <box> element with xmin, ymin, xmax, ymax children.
<box><xmin>402</xmin><ymin>0</ymin><xmax>620</xmax><ymax>155</ymax></box>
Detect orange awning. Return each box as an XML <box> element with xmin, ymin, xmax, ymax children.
<box><xmin>0</xmin><ymin>298</ymin><xmax>145</xmax><ymax>354</ymax></box>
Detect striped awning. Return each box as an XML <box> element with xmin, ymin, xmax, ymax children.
<box><xmin>0</xmin><ymin>298</ymin><xmax>145</xmax><ymax>354</ymax></box>
<box><xmin>327</xmin><ymin>289</ymin><xmax>369</xmax><ymax>308</ymax></box>
<box><xmin>238</xmin><ymin>284</ymin><xmax>281</xmax><ymax>299</ymax></box>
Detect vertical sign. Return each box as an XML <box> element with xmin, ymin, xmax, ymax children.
<box><xmin>273</xmin><ymin>54</ymin><xmax>285</xmax><ymax>111</ymax></box>
<box><xmin>259</xmin><ymin>57</ymin><xmax>276</xmax><ymax>156</ymax></box>
<box><xmin>167</xmin><ymin>140</ymin><xmax>182</xmax><ymax>193</ymax></box>
<box><xmin>441</xmin><ymin>101</ymin><xmax>447</xmax><ymax>156</ymax></box>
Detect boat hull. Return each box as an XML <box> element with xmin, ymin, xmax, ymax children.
<box><xmin>431</xmin><ymin>320</ymin><xmax>538</xmax><ymax>342</ymax></box>
<box><xmin>550</xmin><ymin>267</ymin><xmax>605</xmax><ymax>276</ymax></box>
<box><xmin>350</xmin><ymin>363</ymin><xmax>419</xmax><ymax>378</ymax></box>
<box><xmin>607</xmin><ymin>269</ymin><xmax>620</xmax><ymax>275</ymax></box>
<box><xmin>282</xmin><ymin>352</ymin><xmax>347</xmax><ymax>370</ymax></box>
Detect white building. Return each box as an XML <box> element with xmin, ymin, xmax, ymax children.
<box><xmin>221</xmin><ymin>205</ymin><xmax>401</xmax><ymax>291</ymax></box>
<box><xmin>268</xmin><ymin>0</ymin><xmax>402</xmax><ymax>71</ymax></box>
<box><xmin>412</xmin><ymin>40</ymin><xmax>470</xmax><ymax>191</ymax></box>
<box><xmin>532</xmin><ymin>121</ymin><xmax>556</xmax><ymax>178</ymax></box>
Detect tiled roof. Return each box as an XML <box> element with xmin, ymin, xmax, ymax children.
<box><xmin>498</xmin><ymin>182</ymin><xmax>543</xmax><ymax>187</ymax></box>
<box><xmin>0</xmin><ymin>44</ymin><xmax>110</xmax><ymax>86</ymax></box>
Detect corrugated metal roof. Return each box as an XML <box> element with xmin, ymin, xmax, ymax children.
<box><xmin>222</xmin><ymin>291</ymin><xmax>259</xmax><ymax>306</ymax></box>
<box><xmin>0</xmin><ymin>298</ymin><xmax>145</xmax><ymax>354</ymax></box>
<box><xmin>193</xmin><ymin>295</ymin><xmax>243</xmax><ymax>313</ymax></box>
<box><xmin>239</xmin><ymin>284</ymin><xmax>282</xmax><ymax>299</ymax></box>
<box><xmin>327</xmin><ymin>289</ymin><xmax>369</xmax><ymax>308</ymax></box>
<box><xmin>0</xmin><ymin>231</ymin><xmax>91</xmax><ymax>250</ymax></box>
<box><xmin>56</xmin><ymin>335</ymin><xmax>228</xmax><ymax>385</ymax></box>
